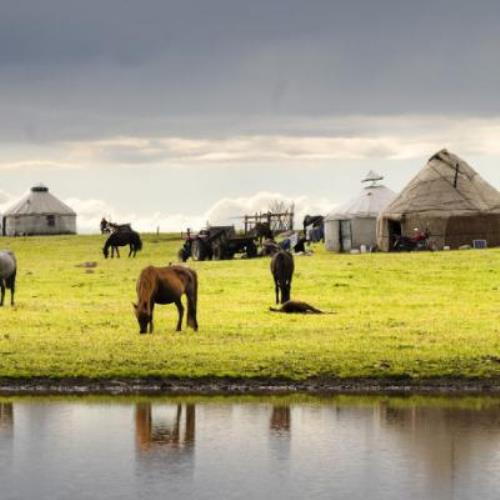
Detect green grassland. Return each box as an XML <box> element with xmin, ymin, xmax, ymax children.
<box><xmin>0</xmin><ymin>234</ymin><xmax>499</xmax><ymax>381</ymax></box>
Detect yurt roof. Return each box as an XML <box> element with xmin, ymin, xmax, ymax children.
<box><xmin>4</xmin><ymin>184</ymin><xmax>76</xmax><ymax>216</ymax></box>
<box><xmin>362</xmin><ymin>170</ymin><xmax>384</xmax><ymax>183</ymax></box>
<box><xmin>326</xmin><ymin>183</ymin><xmax>396</xmax><ymax>221</ymax></box>
<box><xmin>381</xmin><ymin>149</ymin><xmax>500</xmax><ymax>217</ymax></box>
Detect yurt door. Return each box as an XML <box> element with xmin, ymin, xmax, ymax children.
<box><xmin>339</xmin><ymin>220</ymin><xmax>352</xmax><ymax>252</ymax></box>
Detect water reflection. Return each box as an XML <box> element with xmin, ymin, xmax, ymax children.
<box><xmin>135</xmin><ymin>403</ymin><xmax>196</xmax><ymax>452</ymax></box>
<box><xmin>270</xmin><ymin>406</ymin><xmax>291</xmax><ymax>433</ymax></box>
<box><xmin>377</xmin><ymin>402</ymin><xmax>500</xmax><ymax>499</ymax></box>
<box><xmin>0</xmin><ymin>402</ymin><xmax>13</xmax><ymax>431</ymax></box>
<box><xmin>0</xmin><ymin>396</ymin><xmax>500</xmax><ymax>500</ymax></box>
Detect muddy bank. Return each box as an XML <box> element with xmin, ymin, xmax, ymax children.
<box><xmin>1</xmin><ymin>377</ymin><xmax>500</xmax><ymax>395</ymax></box>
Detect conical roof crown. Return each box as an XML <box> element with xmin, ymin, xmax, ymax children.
<box><xmin>383</xmin><ymin>149</ymin><xmax>500</xmax><ymax>216</ymax></box>
<box><xmin>4</xmin><ymin>185</ymin><xmax>76</xmax><ymax>216</ymax></box>
<box><xmin>326</xmin><ymin>172</ymin><xmax>396</xmax><ymax>220</ymax></box>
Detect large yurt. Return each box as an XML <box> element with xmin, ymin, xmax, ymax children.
<box><xmin>325</xmin><ymin>171</ymin><xmax>396</xmax><ymax>252</ymax></box>
<box><xmin>377</xmin><ymin>149</ymin><xmax>500</xmax><ymax>251</ymax></box>
<box><xmin>2</xmin><ymin>184</ymin><xmax>77</xmax><ymax>236</ymax></box>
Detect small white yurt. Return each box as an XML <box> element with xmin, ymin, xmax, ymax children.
<box><xmin>325</xmin><ymin>171</ymin><xmax>396</xmax><ymax>252</ymax></box>
<box><xmin>2</xmin><ymin>184</ymin><xmax>77</xmax><ymax>236</ymax></box>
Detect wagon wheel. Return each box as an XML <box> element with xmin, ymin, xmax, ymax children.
<box><xmin>191</xmin><ymin>239</ymin><xmax>207</xmax><ymax>261</ymax></box>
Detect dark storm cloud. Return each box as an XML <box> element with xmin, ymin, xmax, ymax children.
<box><xmin>1</xmin><ymin>0</ymin><xmax>500</xmax><ymax>141</ymax></box>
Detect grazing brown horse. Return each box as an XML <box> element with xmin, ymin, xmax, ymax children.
<box><xmin>270</xmin><ymin>250</ymin><xmax>294</xmax><ymax>304</ymax></box>
<box><xmin>134</xmin><ymin>265</ymin><xmax>198</xmax><ymax>334</ymax></box>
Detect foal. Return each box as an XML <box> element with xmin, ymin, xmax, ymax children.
<box><xmin>270</xmin><ymin>301</ymin><xmax>323</xmax><ymax>314</ymax></box>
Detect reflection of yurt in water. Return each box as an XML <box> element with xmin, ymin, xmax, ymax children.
<box><xmin>377</xmin><ymin>150</ymin><xmax>500</xmax><ymax>251</ymax></box>
<box><xmin>324</xmin><ymin>171</ymin><xmax>396</xmax><ymax>252</ymax></box>
<box><xmin>377</xmin><ymin>402</ymin><xmax>500</xmax><ymax>496</ymax></box>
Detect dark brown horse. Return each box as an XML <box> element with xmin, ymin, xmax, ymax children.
<box><xmin>103</xmin><ymin>230</ymin><xmax>142</xmax><ymax>258</ymax></box>
<box><xmin>270</xmin><ymin>250</ymin><xmax>294</xmax><ymax>304</ymax></box>
<box><xmin>134</xmin><ymin>265</ymin><xmax>198</xmax><ymax>334</ymax></box>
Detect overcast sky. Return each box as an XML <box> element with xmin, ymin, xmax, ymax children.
<box><xmin>1</xmin><ymin>0</ymin><xmax>500</xmax><ymax>232</ymax></box>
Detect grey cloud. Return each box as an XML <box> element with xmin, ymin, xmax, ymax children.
<box><xmin>1</xmin><ymin>0</ymin><xmax>500</xmax><ymax>143</ymax></box>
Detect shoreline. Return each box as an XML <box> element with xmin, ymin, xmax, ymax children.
<box><xmin>1</xmin><ymin>377</ymin><xmax>500</xmax><ymax>396</ymax></box>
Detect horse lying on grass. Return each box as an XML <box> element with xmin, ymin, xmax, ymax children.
<box><xmin>134</xmin><ymin>265</ymin><xmax>198</xmax><ymax>334</ymax></box>
<box><xmin>270</xmin><ymin>301</ymin><xmax>324</xmax><ymax>314</ymax></box>
<box><xmin>270</xmin><ymin>250</ymin><xmax>294</xmax><ymax>304</ymax></box>
<box><xmin>103</xmin><ymin>230</ymin><xmax>143</xmax><ymax>258</ymax></box>
<box><xmin>0</xmin><ymin>250</ymin><xmax>16</xmax><ymax>307</ymax></box>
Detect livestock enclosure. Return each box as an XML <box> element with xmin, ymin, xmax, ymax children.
<box><xmin>0</xmin><ymin>234</ymin><xmax>499</xmax><ymax>381</ymax></box>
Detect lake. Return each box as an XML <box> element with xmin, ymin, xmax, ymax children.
<box><xmin>1</xmin><ymin>395</ymin><xmax>500</xmax><ymax>499</ymax></box>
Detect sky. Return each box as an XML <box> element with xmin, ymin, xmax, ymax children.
<box><xmin>1</xmin><ymin>0</ymin><xmax>500</xmax><ymax>232</ymax></box>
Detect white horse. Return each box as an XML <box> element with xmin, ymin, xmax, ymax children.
<box><xmin>0</xmin><ymin>250</ymin><xmax>16</xmax><ymax>306</ymax></box>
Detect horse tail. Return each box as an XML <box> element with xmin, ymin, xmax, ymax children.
<box><xmin>186</xmin><ymin>269</ymin><xmax>198</xmax><ymax>330</ymax></box>
<box><xmin>6</xmin><ymin>269</ymin><xmax>16</xmax><ymax>290</ymax></box>
<box><xmin>135</xmin><ymin>232</ymin><xmax>143</xmax><ymax>251</ymax></box>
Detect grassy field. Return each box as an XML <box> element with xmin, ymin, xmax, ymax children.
<box><xmin>0</xmin><ymin>234</ymin><xmax>499</xmax><ymax>381</ymax></box>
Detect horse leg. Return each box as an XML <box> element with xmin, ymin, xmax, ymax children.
<box><xmin>275</xmin><ymin>279</ymin><xmax>280</xmax><ymax>304</ymax></box>
<box><xmin>186</xmin><ymin>291</ymin><xmax>198</xmax><ymax>331</ymax></box>
<box><xmin>149</xmin><ymin>304</ymin><xmax>154</xmax><ymax>333</ymax></box>
<box><xmin>9</xmin><ymin>275</ymin><xmax>15</xmax><ymax>306</ymax></box>
<box><xmin>0</xmin><ymin>280</ymin><xmax>4</xmax><ymax>306</ymax></box>
<box><xmin>174</xmin><ymin>298</ymin><xmax>184</xmax><ymax>331</ymax></box>
<box><xmin>128</xmin><ymin>244</ymin><xmax>132</xmax><ymax>257</ymax></box>
<box><xmin>116</xmin><ymin>247</ymin><xmax>120</xmax><ymax>258</ymax></box>
<box><xmin>282</xmin><ymin>284</ymin><xmax>289</xmax><ymax>304</ymax></box>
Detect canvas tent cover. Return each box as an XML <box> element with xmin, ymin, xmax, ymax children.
<box><xmin>377</xmin><ymin>149</ymin><xmax>500</xmax><ymax>250</ymax></box>
<box><xmin>382</xmin><ymin>150</ymin><xmax>500</xmax><ymax>217</ymax></box>
<box><xmin>4</xmin><ymin>184</ymin><xmax>76</xmax><ymax>216</ymax></box>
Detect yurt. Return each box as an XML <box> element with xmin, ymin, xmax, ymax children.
<box><xmin>325</xmin><ymin>171</ymin><xmax>396</xmax><ymax>252</ymax></box>
<box><xmin>2</xmin><ymin>184</ymin><xmax>77</xmax><ymax>236</ymax></box>
<box><xmin>377</xmin><ymin>149</ymin><xmax>500</xmax><ymax>251</ymax></box>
